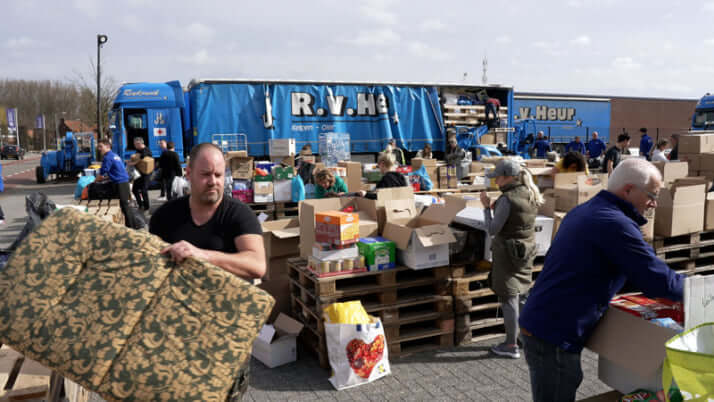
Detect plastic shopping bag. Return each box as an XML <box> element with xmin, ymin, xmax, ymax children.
<box><xmin>410</xmin><ymin>166</ymin><xmax>433</xmax><ymax>191</ymax></box>
<box><xmin>324</xmin><ymin>301</ymin><xmax>371</xmax><ymax>325</ymax></box>
<box><xmin>325</xmin><ymin>317</ymin><xmax>391</xmax><ymax>390</ymax></box>
<box><xmin>663</xmin><ymin>323</ymin><xmax>714</xmax><ymax>401</ymax></box>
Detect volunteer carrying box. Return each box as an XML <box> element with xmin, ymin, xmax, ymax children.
<box><xmin>357</xmin><ymin>237</ymin><xmax>396</xmax><ymax>272</ymax></box>
<box><xmin>382</xmin><ymin>197</ymin><xmax>466</xmax><ymax>270</ymax></box>
<box><xmin>315</xmin><ymin>211</ymin><xmax>360</xmax><ymax>246</ymax></box>
<box><xmin>252</xmin><ymin>313</ymin><xmax>304</xmax><ymax>368</ymax></box>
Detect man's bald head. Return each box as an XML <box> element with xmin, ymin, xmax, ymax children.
<box><xmin>188</xmin><ymin>143</ymin><xmax>223</xmax><ymax>168</ymax></box>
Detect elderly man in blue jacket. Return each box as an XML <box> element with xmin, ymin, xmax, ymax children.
<box><xmin>519</xmin><ymin>158</ymin><xmax>684</xmax><ymax>402</ymax></box>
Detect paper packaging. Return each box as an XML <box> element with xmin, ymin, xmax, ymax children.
<box><xmin>534</xmin><ymin>216</ymin><xmax>554</xmax><ymax>256</ymax></box>
<box><xmin>225</xmin><ymin>150</ymin><xmax>248</xmax><ymax>160</ymax></box>
<box><xmin>382</xmin><ymin>197</ymin><xmax>467</xmax><ymax>270</ymax></box>
<box><xmin>651</xmin><ymin>161</ymin><xmax>688</xmax><ymax>185</ymax></box>
<box><xmin>357</xmin><ymin>237</ymin><xmax>396</xmax><ymax>271</ymax></box>
<box><xmin>538</xmin><ymin>189</ymin><xmax>556</xmax><ymax>217</ymax></box>
<box><xmin>678</xmin><ymin>153</ymin><xmax>701</xmax><ymax>174</ymax></box>
<box><xmin>254</xmin><ymin>181</ymin><xmax>274</xmax><ymax>203</ymax></box>
<box><xmin>654</xmin><ymin>183</ymin><xmax>705</xmax><ymax>237</ymax></box>
<box><xmin>554</xmin><ymin>174</ymin><xmax>608</xmax><ymax>212</ymax></box>
<box><xmin>312</xmin><ymin>243</ymin><xmax>359</xmax><ymax>261</ymax></box>
<box><xmin>259</xmin><ymin>267</ymin><xmax>291</xmax><ymax>320</ymax></box>
<box><xmin>231</xmin><ymin>156</ymin><xmax>254</xmax><ymax>179</ymax></box>
<box><xmin>338</xmin><ymin>161</ymin><xmax>362</xmax><ymax>193</ymax></box>
<box><xmin>315</xmin><ymin>211</ymin><xmax>360</xmax><ymax>246</ymax></box>
<box><xmin>525</xmin><ymin>159</ymin><xmax>547</xmax><ymax>168</ymax></box>
<box><xmin>678</xmin><ymin>134</ymin><xmax>714</xmax><ymax>154</ymax></box>
<box><xmin>411</xmin><ymin>157</ymin><xmax>437</xmax><ymax>171</ymax></box>
<box><xmin>641</xmin><ymin>208</ymin><xmax>655</xmax><ymax>241</ymax></box>
<box><xmin>529</xmin><ymin>167</ymin><xmax>555</xmax><ymax>189</ymax></box>
<box><xmin>269</xmin><ymin>138</ymin><xmax>296</xmax><ymax>157</ymax></box>
<box><xmin>586</xmin><ymin>274</ymin><xmax>714</xmax><ymax>393</ymax></box>
<box><xmin>273</xmin><ymin>180</ymin><xmax>292</xmax><ymax>202</ymax></box>
<box><xmin>552</xmin><ymin>211</ymin><xmax>566</xmax><ymax>242</ymax></box>
<box><xmin>262</xmin><ymin>219</ymin><xmax>300</xmax><ymax>280</ymax></box>
<box><xmin>252</xmin><ymin>313</ymin><xmax>303</xmax><ymax>368</ymax></box>
<box><xmin>272</xmin><ymin>166</ymin><xmax>294</xmax><ymax>181</ymax></box>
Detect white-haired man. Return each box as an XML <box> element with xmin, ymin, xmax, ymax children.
<box><xmin>519</xmin><ymin>158</ymin><xmax>685</xmax><ymax>402</ymax></box>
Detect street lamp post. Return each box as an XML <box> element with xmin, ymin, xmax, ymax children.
<box><xmin>97</xmin><ymin>34</ymin><xmax>108</xmax><ymax>140</ymax></box>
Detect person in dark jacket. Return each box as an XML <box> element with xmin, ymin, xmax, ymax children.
<box><xmin>127</xmin><ymin>137</ymin><xmax>152</xmax><ymax>211</ymax></box>
<box><xmin>480</xmin><ymin>159</ymin><xmax>543</xmax><ymax>359</ymax></box>
<box><xmin>445</xmin><ymin>137</ymin><xmax>466</xmax><ymax>166</ymax></box>
<box><xmin>361</xmin><ymin>152</ymin><xmax>408</xmax><ymax>199</ymax></box>
<box><xmin>159</xmin><ymin>141</ymin><xmax>183</xmax><ymax>200</ymax></box>
<box><xmin>519</xmin><ymin>158</ymin><xmax>684</xmax><ymax>402</ymax></box>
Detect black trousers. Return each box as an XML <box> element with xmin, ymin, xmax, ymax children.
<box><xmin>115</xmin><ymin>182</ymin><xmax>135</xmax><ymax>229</ymax></box>
<box><xmin>132</xmin><ymin>174</ymin><xmax>150</xmax><ymax>210</ymax></box>
<box><xmin>162</xmin><ymin>174</ymin><xmax>176</xmax><ymax>200</ymax></box>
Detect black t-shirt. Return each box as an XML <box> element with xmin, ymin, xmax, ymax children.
<box><xmin>159</xmin><ymin>150</ymin><xmax>182</xmax><ymax>178</ymax></box>
<box><xmin>376</xmin><ymin>171</ymin><xmax>407</xmax><ymax>189</ymax></box>
<box><xmin>603</xmin><ymin>146</ymin><xmax>622</xmax><ymax>169</ymax></box>
<box><xmin>149</xmin><ymin>196</ymin><xmax>262</xmax><ymax>253</ymax></box>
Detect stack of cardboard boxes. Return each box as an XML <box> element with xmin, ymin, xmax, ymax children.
<box><xmin>227</xmin><ymin>151</ymin><xmax>254</xmax><ymax>203</ymax></box>
<box><xmin>309</xmin><ymin>210</ymin><xmax>364</xmax><ymax>275</ymax></box>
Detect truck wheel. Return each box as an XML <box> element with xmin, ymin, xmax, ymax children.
<box><xmin>35</xmin><ymin>166</ymin><xmax>45</xmax><ymax>184</ymax></box>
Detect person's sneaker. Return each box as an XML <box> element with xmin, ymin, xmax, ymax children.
<box><xmin>491</xmin><ymin>343</ymin><xmax>520</xmax><ymax>359</ymax></box>
<box><xmin>157</xmin><ymin>196</ymin><xmax>167</xmax><ymax>201</ymax></box>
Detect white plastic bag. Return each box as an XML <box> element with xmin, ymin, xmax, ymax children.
<box><xmin>171</xmin><ymin>176</ymin><xmax>190</xmax><ymax>198</ymax></box>
<box><xmin>325</xmin><ymin>318</ymin><xmax>391</xmax><ymax>390</ymax></box>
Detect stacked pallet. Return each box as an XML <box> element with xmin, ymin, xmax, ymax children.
<box><xmin>0</xmin><ymin>344</ymin><xmax>56</xmax><ymax>401</ymax></box>
<box><xmin>652</xmin><ymin>229</ymin><xmax>714</xmax><ymax>275</ymax></box>
<box><xmin>287</xmin><ymin>258</ymin><xmax>453</xmax><ymax>368</ymax></box>
<box><xmin>442</xmin><ymin>104</ymin><xmax>508</xmax><ymax>126</ymax></box>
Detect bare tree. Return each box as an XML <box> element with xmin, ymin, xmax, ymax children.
<box><xmin>71</xmin><ymin>56</ymin><xmax>119</xmax><ymax>139</ymax></box>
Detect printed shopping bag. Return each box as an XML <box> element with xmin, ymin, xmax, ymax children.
<box><xmin>663</xmin><ymin>323</ymin><xmax>714</xmax><ymax>401</ymax></box>
<box><xmin>325</xmin><ymin>318</ymin><xmax>391</xmax><ymax>390</ymax></box>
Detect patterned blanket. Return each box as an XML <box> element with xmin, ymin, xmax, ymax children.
<box><xmin>0</xmin><ymin>208</ymin><xmax>274</xmax><ymax>401</ymax></box>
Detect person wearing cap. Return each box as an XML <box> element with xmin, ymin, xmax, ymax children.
<box><xmin>519</xmin><ymin>158</ymin><xmax>684</xmax><ymax>401</ymax></box>
<box><xmin>384</xmin><ymin>139</ymin><xmax>406</xmax><ymax>166</ymax></box>
<box><xmin>531</xmin><ymin>131</ymin><xmax>551</xmax><ymax>159</ymax></box>
<box><xmin>480</xmin><ymin>159</ymin><xmax>543</xmax><ymax>359</ymax></box>
<box><xmin>639</xmin><ymin>127</ymin><xmax>653</xmax><ymax>161</ymax></box>
<box><xmin>445</xmin><ymin>137</ymin><xmax>466</xmax><ymax>166</ymax></box>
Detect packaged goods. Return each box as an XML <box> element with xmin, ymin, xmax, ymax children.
<box><xmin>315</xmin><ymin>211</ymin><xmax>360</xmax><ymax>246</ymax></box>
<box><xmin>272</xmin><ymin>166</ymin><xmax>294</xmax><ymax>181</ymax></box>
<box><xmin>357</xmin><ymin>237</ymin><xmax>396</xmax><ymax>272</ymax></box>
<box><xmin>319</xmin><ymin>132</ymin><xmax>350</xmax><ymax>167</ymax></box>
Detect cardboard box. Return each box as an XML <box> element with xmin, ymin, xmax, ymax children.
<box><xmin>382</xmin><ymin>197</ymin><xmax>467</xmax><ymax>270</ymax></box>
<box><xmin>271</xmin><ymin>155</ymin><xmax>295</xmax><ymax>168</ymax></box>
<box><xmin>252</xmin><ymin>313</ymin><xmax>303</xmax><ymax>368</ymax></box>
<box><xmin>530</xmin><ymin>167</ymin><xmax>555</xmax><ymax>189</ymax></box>
<box><xmin>231</xmin><ymin>157</ymin><xmax>254</xmax><ymax>179</ymax></box>
<box><xmin>259</xmin><ymin>273</ymin><xmax>291</xmax><ymax>321</ymax></box>
<box><xmin>261</xmin><ymin>219</ymin><xmax>300</xmax><ymax>279</ymax></box>
<box><xmin>411</xmin><ymin>157</ymin><xmax>437</xmax><ymax>171</ymax></box>
<box><xmin>254</xmin><ymin>181</ymin><xmax>274</xmax><ymax>203</ymax></box>
<box><xmin>698</xmin><ymin>153</ymin><xmax>714</xmax><ymax>171</ymax></box>
<box><xmin>651</xmin><ymin>161</ymin><xmax>688</xmax><ymax>185</ymax></box>
<box><xmin>225</xmin><ymin>150</ymin><xmax>248</xmax><ymax>160</ymax></box>
<box><xmin>273</xmin><ymin>180</ymin><xmax>292</xmax><ymax>202</ymax></box>
<box><xmin>678</xmin><ymin>153</ymin><xmax>701</xmax><ymax>173</ymax></box>
<box><xmin>706</xmin><ymin>193</ymin><xmax>714</xmax><ymax>230</ymax></box>
<box><xmin>654</xmin><ymin>183</ymin><xmax>705</xmax><ymax>237</ymax></box>
<box><xmin>272</xmin><ymin>166</ymin><xmax>294</xmax><ymax>181</ymax></box>
<box><xmin>315</xmin><ymin>211</ymin><xmax>360</xmax><ymax>246</ymax></box>
<box><xmin>552</xmin><ymin>211</ymin><xmax>566</xmax><ymax>241</ymax></box>
<box><xmin>269</xmin><ymin>139</ymin><xmax>296</xmax><ymax>157</ymax></box>
<box><xmin>554</xmin><ymin>174</ymin><xmax>608</xmax><ymax>212</ymax></box>
<box><xmin>470</xmin><ymin>161</ymin><xmax>494</xmax><ymax>174</ymax></box>
<box><xmin>254</xmin><ymin>174</ymin><xmax>273</xmax><ymax>182</ymax></box>
<box><xmin>136</xmin><ymin>157</ymin><xmax>155</xmax><ymax>175</ymax></box>
<box><xmin>641</xmin><ymin>208</ymin><xmax>655</xmax><ymax>241</ymax></box>
<box><xmin>678</xmin><ymin>134</ymin><xmax>714</xmax><ymax>154</ymax></box>
<box><xmin>438</xmin><ymin>177</ymin><xmax>448</xmax><ymax>189</ymax></box>
<box><xmin>448</xmin><ymin>177</ymin><xmax>458</xmax><ymax>189</ymax></box>
<box><xmin>443</xmin><ymin>192</ymin><xmax>501</xmax><ymax>209</ymax></box>
<box><xmin>553</xmin><ymin>171</ymin><xmax>587</xmax><ymax>187</ymax></box>
<box><xmin>357</xmin><ymin>237</ymin><xmax>396</xmax><ymax>271</ymax></box>
<box><xmin>538</xmin><ymin>190</ymin><xmax>556</xmax><ymax>217</ymax></box>
<box><xmin>525</xmin><ymin>159</ymin><xmax>547</xmax><ymax>168</ymax></box>
<box><xmin>299</xmin><ymin>198</ymin><xmax>380</xmax><ymax>257</ymax></box>
<box><xmin>534</xmin><ymin>216</ymin><xmax>554</xmax><ymax>256</ymax></box>
<box><xmin>338</xmin><ymin>161</ymin><xmax>363</xmax><ymax>192</ymax></box>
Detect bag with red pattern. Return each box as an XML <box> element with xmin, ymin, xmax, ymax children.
<box><xmin>325</xmin><ymin>317</ymin><xmax>391</xmax><ymax>390</ymax></box>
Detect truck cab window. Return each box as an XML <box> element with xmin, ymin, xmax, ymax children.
<box><xmin>124</xmin><ymin>109</ymin><xmax>149</xmax><ymax>150</ymax></box>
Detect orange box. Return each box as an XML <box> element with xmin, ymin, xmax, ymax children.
<box><xmin>315</xmin><ymin>211</ymin><xmax>360</xmax><ymax>245</ymax></box>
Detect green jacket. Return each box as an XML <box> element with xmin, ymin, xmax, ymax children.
<box><xmin>314</xmin><ymin>176</ymin><xmax>348</xmax><ymax>198</ymax></box>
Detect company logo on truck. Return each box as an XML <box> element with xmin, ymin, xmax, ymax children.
<box><xmin>290</xmin><ymin>92</ymin><xmax>390</xmax><ymax>117</ymax></box>
<box><xmin>516</xmin><ymin>106</ymin><xmax>576</xmax><ymax>121</ymax></box>
<box><xmin>123</xmin><ymin>89</ymin><xmax>161</xmax><ymax>97</ymax></box>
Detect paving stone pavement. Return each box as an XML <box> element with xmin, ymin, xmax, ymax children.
<box><xmin>244</xmin><ymin>336</ymin><xmax>612</xmax><ymax>401</ymax></box>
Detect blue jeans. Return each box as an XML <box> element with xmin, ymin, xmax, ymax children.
<box><xmin>521</xmin><ymin>332</ymin><xmax>583</xmax><ymax>402</ymax></box>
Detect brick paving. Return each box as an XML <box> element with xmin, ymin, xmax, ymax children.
<box><xmin>245</xmin><ymin>336</ymin><xmax>612</xmax><ymax>401</ymax></box>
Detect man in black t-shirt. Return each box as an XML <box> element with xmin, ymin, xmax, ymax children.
<box><xmin>149</xmin><ymin>142</ymin><xmax>266</xmax><ymax>279</ymax></box>
<box><xmin>603</xmin><ymin>133</ymin><xmax>631</xmax><ymax>176</ymax></box>
<box><xmin>159</xmin><ymin>141</ymin><xmax>183</xmax><ymax>200</ymax></box>
<box><xmin>128</xmin><ymin>137</ymin><xmax>153</xmax><ymax>211</ymax></box>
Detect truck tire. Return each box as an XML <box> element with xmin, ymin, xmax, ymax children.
<box><xmin>36</xmin><ymin>166</ymin><xmax>45</xmax><ymax>184</ymax></box>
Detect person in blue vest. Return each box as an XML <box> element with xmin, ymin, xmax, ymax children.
<box><xmin>585</xmin><ymin>132</ymin><xmax>607</xmax><ymax>159</ymax></box>
<box><xmin>519</xmin><ymin>158</ymin><xmax>684</xmax><ymax>402</ymax></box>
<box><xmin>564</xmin><ymin>136</ymin><xmax>586</xmax><ymax>154</ymax></box>
<box><xmin>95</xmin><ymin>139</ymin><xmax>135</xmax><ymax>228</ymax></box>
<box><xmin>639</xmin><ymin>127</ymin><xmax>653</xmax><ymax>161</ymax></box>
<box><xmin>531</xmin><ymin>131</ymin><xmax>551</xmax><ymax>159</ymax></box>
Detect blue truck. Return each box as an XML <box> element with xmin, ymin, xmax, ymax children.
<box><xmin>692</xmin><ymin>93</ymin><xmax>714</xmax><ymax>131</ymax></box>
<box><xmin>108</xmin><ymin>79</ymin><xmax>516</xmax><ymax>161</ymax></box>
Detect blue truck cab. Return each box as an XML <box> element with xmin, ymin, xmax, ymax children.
<box><xmin>108</xmin><ymin>81</ymin><xmax>187</xmax><ymax>161</ymax></box>
<box><xmin>692</xmin><ymin>93</ymin><xmax>714</xmax><ymax>131</ymax></box>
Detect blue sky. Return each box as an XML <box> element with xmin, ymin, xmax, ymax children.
<box><xmin>2</xmin><ymin>0</ymin><xmax>713</xmax><ymax>99</ymax></box>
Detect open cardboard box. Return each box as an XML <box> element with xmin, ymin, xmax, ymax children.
<box><xmin>382</xmin><ymin>197</ymin><xmax>467</xmax><ymax>270</ymax></box>
<box><xmin>252</xmin><ymin>313</ymin><xmax>303</xmax><ymax>368</ymax></box>
<box><xmin>586</xmin><ymin>274</ymin><xmax>714</xmax><ymax>393</ymax></box>
<box><xmin>553</xmin><ymin>174</ymin><xmax>608</xmax><ymax>212</ymax></box>
<box><xmin>654</xmin><ymin>181</ymin><xmax>705</xmax><ymax>237</ymax></box>
<box><xmin>262</xmin><ymin>218</ymin><xmax>300</xmax><ymax>280</ymax></box>
<box><xmin>338</xmin><ymin>161</ymin><xmax>363</xmax><ymax>192</ymax></box>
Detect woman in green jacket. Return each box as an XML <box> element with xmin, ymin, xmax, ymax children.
<box><xmin>314</xmin><ymin>168</ymin><xmax>347</xmax><ymax>198</ymax></box>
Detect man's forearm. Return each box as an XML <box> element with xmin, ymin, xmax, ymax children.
<box><xmin>200</xmin><ymin>249</ymin><xmax>266</xmax><ymax>279</ymax></box>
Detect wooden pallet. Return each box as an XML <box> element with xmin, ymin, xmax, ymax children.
<box><xmin>275</xmin><ymin>201</ymin><xmax>299</xmax><ymax>210</ymax></box>
<box><xmin>451</xmin><ymin>264</ymin><xmax>543</xmax><ymax>298</ymax></box>
<box><xmin>456</xmin><ymin>305</ymin><xmax>502</xmax><ymax>330</ymax></box>
<box><xmin>389</xmin><ymin>331</ymin><xmax>454</xmax><ymax>357</ymax></box>
<box><xmin>454</xmin><ymin>321</ymin><xmax>506</xmax><ymax>345</ymax></box>
<box><xmin>454</xmin><ymin>293</ymin><xmax>500</xmax><ymax>314</ymax></box>
<box><xmin>651</xmin><ymin>229</ymin><xmax>714</xmax><ymax>250</ymax></box>
<box><xmin>0</xmin><ymin>345</ymin><xmax>53</xmax><ymax>401</ymax></box>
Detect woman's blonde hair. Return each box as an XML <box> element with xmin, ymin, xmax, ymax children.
<box><xmin>521</xmin><ymin>168</ymin><xmax>544</xmax><ymax>207</ymax></box>
<box><xmin>377</xmin><ymin>152</ymin><xmax>396</xmax><ymax>170</ymax></box>
<box><xmin>315</xmin><ymin>168</ymin><xmax>335</xmax><ymax>185</ymax></box>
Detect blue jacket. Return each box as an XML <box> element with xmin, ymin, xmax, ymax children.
<box><xmin>100</xmin><ymin>151</ymin><xmax>129</xmax><ymax>184</ymax></box>
<box><xmin>565</xmin><ymin>141</ymin><xmax>586</xmax><ymax>154</ymax></box>
<box><xmin>640</xmin><ymin>134</ymin><xmax>653</xmax><ymax>156</ymax></box>
<box><xmin>586</xmin><ymin>139</ymin><xmax>607</xmax><ymax>158</ymax></box>
<box><xmin>532</xmin><ymin>139</ymin><xmax>551</xmax><ymax>158</ymax></box>
<box><xmin>519</xmin><ymin>191</ymin><xmax>684</xmax><ymax>353</ymax></box>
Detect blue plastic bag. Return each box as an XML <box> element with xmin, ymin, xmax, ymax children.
<box><xmin>292</xmin><ymin>176</ymin><xmax>305</xmax><ymax>202</ymax></box>
<box><xmin>74</xmin><ymin>175</ymin><xmax>96</xmax><ymax>199</ymax></box>
<box><xmin>409</xmin><ymin>166</ymin><xmax>433</xmax><ymax>191</ymax></box>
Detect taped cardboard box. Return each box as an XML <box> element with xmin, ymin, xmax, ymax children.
<box><xmin>554</xmin><ymin>174</ymin><xmax>608</xmax><ymax>212</ymax></box>
<box><xmin>529</xmin><ymin>167</ymin><xmax>555</xmax><ymax>189</ymax></box>
<box><xmin>382</xmin><ymin>197</ymin><xmax>467</xmax><ymax>270</ymax></box>
<box><xmin>651</xmin><ymin>161</ymin><xmax>687</xmax><ymax>185</ymax></box>
<box><xmin>338</xmin><ymin>161</ymin><xmax>363</xmax><ymax>192</ymax></box>
<box><xmin>231</xmin><ymin>156</ymin><xmax>254</xmax><ymax>179</ymax></box>
<box><xmin>678</xmin><ymin>153</ymin><xmax>700</xmax><ymax>174</ymax></box>
<box><xmin>225</xmin><ymin>150</ymin><xmax>248</xmax><ymax>160</ymax></box>
<box><xmin>254</xmin><ymin>181</ymin><xmax>274</xmax><ymax>203</ymax></box>
<box><xmin>538</xmin><ymin>189</ymin><xmax>556</xmax><ymax>217</ymax></box>
<box><xmin>252</xmin><ymin>313</ymin><xmax>303</xmax><ymax>368</ymax></box>
<box><xmin>678</xmin><ymin>133</ymin><xmax>714</xmax><ymax>154</ymax></box>
<box><xmin>654</xmin><ymin>182</ymin><xmax>705</xmax><ymax>237</ymax></box>
<box><xmin>411</xmin><ymin>157</ymin><xmax>437</xmax><ymax>171</ymax></box>
<box><xmin>443</xmin><ymin>192</ymin><xmax>501</xmax><ymax>209</ymax></box>
<box><xmin>641</xmin><ymin>208</ymin><xmax>655</xmax><ymax>242</ymax></box>
<box><xmin>269</xmin><ymin>138</ymin><xmax>296</xmax><ymax>157</ymax></box>
<box><xmin>261</xmin><ymin>218</ymin><xmax>300</xmax><ymax>279</ymax></box>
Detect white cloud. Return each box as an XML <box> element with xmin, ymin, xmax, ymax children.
<box><xmin>419</xmin><ymin>19</ymin><xmax>446</xmax><ymax>32</ymax></box>
<box><xmin>186</xmin><ymin>23</ymin><xmax>215</xmax><ymax>42</ymax></box>
<box><xmin>570</xmin><ymin>35</ymin><xmax>590</xmax><ymax>46</ymax></box>
<box><xmin>360</xmin><ymin>0</ymin><xmax>397</xmax><ymax>25</ymax></box>
<box><xmin>339</xmin><ymin>29</ymin><xmax>400</xmax><ymax>47</ymax></box>
<box><xmin>407</xmin><ymin>41</ymin><xmax>449</xmax><ymax>61</ymax></box>
<box><xmin>179</xmin><ymin>49</ymin><xmax>215</xmax><ymax>66</ymax></box>
<box><xmin>705</xmin><ymin>38</ymin><xmax>714</xmax><ymax>46</ymax></box>
<box><xmin>532</xmin><ymin>41</ymin><xmax>562</xmax><ymax>56</ymax></box>
<box><xmin>72</xmin><ymin>0</ymin><xmax>99</xmax><ymax>18</ymax></box>
<box><xmin>611</xmin><ymin>56</ymin><xmax>641</xmax><ymax>71</ymax></box>
<box><xmin>496</xmin><ymin>36</ymin><xmax>511</xmax><ymax>44</ymax></box>
<box><xmin>4</xmin><ymin>37</ymin><xmax>40</xmax><ymax>49</ymax></box>
<box><xmin>703</xmin><ymin>1</ymin><xmax>714</xmax><ymax>12</ymax></box>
